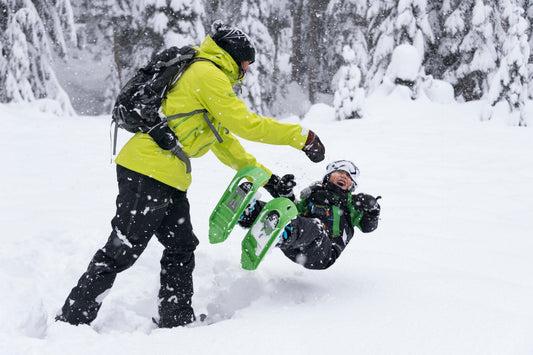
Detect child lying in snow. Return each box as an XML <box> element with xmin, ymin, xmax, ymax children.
<box><xmin>239</xmin><ymin>160</ymin><xmax>381</xmax><ymax>269</ymax></box>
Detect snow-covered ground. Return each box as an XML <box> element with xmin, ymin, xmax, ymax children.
<box><xmin>1</xmin><ymin>88</ymin><xmax>532</xmax><ymax>355</ymax></box>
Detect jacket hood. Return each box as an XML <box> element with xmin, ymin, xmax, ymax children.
<box><xmin>196</xmin><ymin>35</ymin><xmax>242</xmax><ymax>86</ymax></box>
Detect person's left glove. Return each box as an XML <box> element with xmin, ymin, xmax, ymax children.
<box><xmin>264</xmin><ymin>174</ymin><xmax>296</xmax><ymax>199</ymax></box>
<box><xmin>148</xmin><ymin>121</ymin><xmax>191</xmax><ymax>173</ymax></box>
<box><xmin>302</xmin><ymin>130</ymin><xmax>325</xmax><ymax>162</ymax></box>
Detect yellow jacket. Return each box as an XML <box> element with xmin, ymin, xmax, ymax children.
<box><xmin>115</xmin><ymin>36</ymin><xmax>309</xmax><ymax>190</ymax></box>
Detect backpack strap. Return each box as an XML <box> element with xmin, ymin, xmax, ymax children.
<box><xmin>164</xmin><ymin>57</ymin><xmax>224</xmax><ymax>144</ymax></box>
<box><xmin>111</xmin><ymin>119</ymin><xmax>119</xmax><ymax>156</ymax></box>
<box><xmin>163</xmin><ymin>109</ymin><xmax>223</xmax><ymax>174</ymax></box>
<box><xmin>170</xmin><ymin>142</ymin><xmax>192</xmax><ymax>174</ymax></box>
<box><xmin>166</xmin><ymin>109</ymin><xmax>223</xmax><ymax>143</ymax></box>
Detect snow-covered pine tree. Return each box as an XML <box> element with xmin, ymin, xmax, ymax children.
<box><xmin>366</xmin><ymin>0</ymin><xmax>397</xmax><ymax>91</ymax></box>
<box><xmin>52</xmin><ymin>0</ymin><xmax>77</xmax><ymax>50</ymax></box>
<box><xmin>394</xmin><ymin>0</ymin><xmax>434</xmax><ymax>57</ymax></box>
<box><xmin>31</xmin><ymin>0</ymin><xmax>77</xmax><ymax>57</ymax></box>
<box><xmin>0</xmin><ymin>40</ymin><xmax>11</xmax><ymax>102</ymax></box>
<box><xmin>165</xmin><ymin>0</ymin><xmax>205</xmax><ymax>47</ymax></box>
<box><xmin>426</xmin><ymin>0</ymin><xmax>498</xmax><ymax>101</ymax></box>
<box><xmin>98</xmin><ymin>0</ymin><xmax>206</xmax><ymax>113</ymax></box>
<box><xmin>334</xmin><ymin>45</ymin><xmax>365</xmax><ymax>120</ymax></box>
<box><xmin>425</xmin><ymin>0</ymin><xmax>454</xmax><ymax>77</ymax></box>
<box><xmin>388</xmin><ymin>0</ymin><xmax>434</xmax><ymax>100</ymax></box>
<box><xmin>519</xmin><ymin>0</ymin><xmax>533</xmax><ymax>98</ymax></box>
<box><xmin>484</xmin><ymin>0</ymin><xmax>529</xmax><ymax>126</ymax></box>
<box><xmin>1</xmin><ymin>0</ymin><xmax>74</xmax><ymax>114</ymax></box>
<box><xmin>326</xmin><ymin>0</ymin><xmax>369</xmax><ymax>92</ymax></box>
<box><xmin>234</xmin><ymin>0</ymin><xmax>275</xmax><ymax>114</ymax></box>
<box><xmin>142</xmin><ymin>0</ymin><xmax>205</xmax><ymax>50</ymax></box>
<box><xmin>385</xmin><ymin>43</ymin><xmax>423</xmax><ymax>99</ymax></box>
<box><xmin>453</xmin><ymin>0</ymin><xmax>497</xmax><ymax>101</ymax></box>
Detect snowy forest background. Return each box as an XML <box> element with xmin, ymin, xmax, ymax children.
<box><xmin>1</xmin><ymin>0</ymin><xmax>532</xmax><ymax>126</ymax></box>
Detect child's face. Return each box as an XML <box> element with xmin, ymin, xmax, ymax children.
<box><xmin>329</xmin><ymin>170</ymin><xmax>352</xmax><ymax>191</ymax></box>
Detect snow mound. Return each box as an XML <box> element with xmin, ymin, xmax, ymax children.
<box><xmin>386</xmin><ymin>44</ymin><xmax>422</xmax><ymax>81</ymax></box>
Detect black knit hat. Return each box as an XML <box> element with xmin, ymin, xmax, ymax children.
<box><xmin>211</xmin><ymin>20</ymin><xmax>256</xmax><ymax>64</ymax></box>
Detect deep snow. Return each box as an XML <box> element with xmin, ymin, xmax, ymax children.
<box><xmin>1</xmin><ymin>88</ymin><xmax>532</xmax><ymax>355</ymax></box>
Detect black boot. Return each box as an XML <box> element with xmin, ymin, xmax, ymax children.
<box><xmin>278</xmin><ymin>216</ymin><xmax>327</xmax><ymax>250</ymax></box>
<box><xmin>157</xmin><ymin>250</ymin><xmax>197</xmax><ymax>328</ymax></box>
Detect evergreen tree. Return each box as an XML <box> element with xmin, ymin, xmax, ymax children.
<box><xmin>205</xmin><ymin>0</ymin><xmax>284</xmax><ymax>115</ymax></box>
<box><xmin>234</xmin><ymin>0</ymin><xmax>275</xmax><ymax>114</ymax></box>
<box><xmin>326</xmin><ymin>0</ymin><xmax>369</xmax><ymax>93</ymax></box>
<box><xmin>125</xmin><ymin>0</ymin><xmax>205</xmax><ymax>78</ymax></box>
<box><xmin>0</xmin><ymin>0</ymin><xmax>74</xmax><ymax>114</ymax></box>
<box><xmin>519</xmin><ymin>0</ymin><xmax>533</xmax><ymax>98</ymax></box>
<box><xmin>54</xmin><ymin>0</ymin><xmax>77</xmax><ymax>47</ymax></box>
<box><xmin>454</xmin><ymin>0</ymin><xmax>497</xmax><ymax>101</ymax></box>
<box><xmin>484</xmin><ymin>0</ymin><xmax>530</xmax><ymax>126</ymax></box>
<box><xmin>100</xmin><ymin>0</ymin><xmax>206</xmax><ymax>113</ymax></box>
<box><xmin>31</xmin><ymin>0</ymin><xmax>77</xmax><ymax>57</ymax></box>
<box><xmin>427</xmin><ymin>0</ymin><xmax>497</xmax><ymax>101</ymax></box>
<box><xmin>366</xmin><ymin>0</ymin><xmax>397</xmax><ymax>91</ymax></box>
<box><xmin>395</xmin><ymin>0</ymin><xmax>434</xmax><ymax>55</ymax></box>
<box><xmin>424</xmin><ymin>0</ymin><xmax>453</xmax><ymax>77</ymax></box>
<box><xmin>334</xmin><ymin>45</ymin><xmax>365</xmax><ymax>120</ymax></box>
<box><xmin>144</xmin><ymin>0</ymin><xmax>205</xmax><ymax>49</ymax></box>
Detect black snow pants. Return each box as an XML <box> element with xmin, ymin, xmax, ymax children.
<box><xmin>279</xmin><ymin>216</ymin><xmax>338</xmax><ymax>270</ymax></box>
<box><xmin>58</xmin><ymin>165</ymin><xmax>199</xmax><ymax>327</ymax></box>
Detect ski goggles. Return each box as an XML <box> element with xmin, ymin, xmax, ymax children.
<box><xmin>326</xmin><ymin>160</ymin><xmax>360</xmax><ymax>187</ymax></box>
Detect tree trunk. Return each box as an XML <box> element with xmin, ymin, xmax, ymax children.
<box><xmin>307</xmin><ymin>0</ymin><xmax>328</xmax><ymax>103</ymax></box>
<box><xmin>113</xmin><ymin>27</ymin><xmax>123</xmax><ymax>88</ymax></box>
<box><xmin>291</xmin><ymin>0</ymin><xmax>305</xmax><ymax>85</ymax></box>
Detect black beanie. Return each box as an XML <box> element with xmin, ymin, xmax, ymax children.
<box><xmin>211</xmin><ymin>21</ymin><xmax>256</xmax><ymax>64</ymax></box>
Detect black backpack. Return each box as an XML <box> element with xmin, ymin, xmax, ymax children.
<box><xmin>111</xmin><ymin>45</ymin><xmax>222</xmax><ymax>157</ymax></box>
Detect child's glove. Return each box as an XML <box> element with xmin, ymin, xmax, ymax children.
<box><xmin>302</xmin><ymin>130</ymin><xmax>325</xmax><ymax>162</ymax></box>
<box><xmin>353</xmin><ymin>193</ymin><xmax>381</xmax><ymax>213</ymax></box>
<box><xmin>264</xmin><ymin>174</ymin><xmax>296</xmax><ymax>199</ymax></box>
<box><xmin>353</xmin><ymin>194</ymin><xmax>381</xmax><ymax>233</ymax></box>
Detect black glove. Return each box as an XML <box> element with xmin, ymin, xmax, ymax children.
<box><xmin>302</xmin><ymin>130</ymin><xmax>325</xmax><ymax>163</ymax></box>
<box><xmin>264</xmin><ymin>174</ymin><xmax>296</xmax><ymax>199</ymax></box>
<box><xmin>353</xmin><ymin>193</ymin><xmax>381</xmax><ymax>213</ymax></box>
<box><xmin>148</xmin><ymin>120</ymin><xmax>179</xmax><ymax>150</ymax></box>
<box><xmin>148</xmin><ymin>121</ymin><xmax>191</xmax><ymax>173</ymax></box>
<box><xmin>353</xmin><ymin>194</ymin><xmax>381</xmax><ymax>232</ymax></box>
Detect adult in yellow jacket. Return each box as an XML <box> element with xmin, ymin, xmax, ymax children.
<box><xmin>57</xmin><ymin>22</ymin><xmax>325</xmax><ymax>328</ymax></box>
